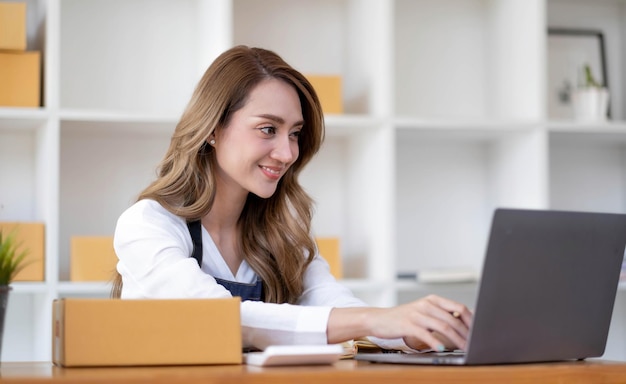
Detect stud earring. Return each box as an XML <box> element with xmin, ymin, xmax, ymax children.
<box><xmin>209</xmin><ymin>139</ymin><xmax>216</xmax><ymax>145</ymax></box>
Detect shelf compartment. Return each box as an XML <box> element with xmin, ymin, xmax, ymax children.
<box><xmin>233</xmin><ymin>0</ymin><xmax>392</xmax><ymax>115</ymax></box>
<box><xmin>59</xmin><ymin>0</ymin><xmax>221</xmax><ymax>115</ymax></box>
<box><xmin>394</xmin><ymin>124</ymin><xmax>547</xmax><ymax>276</ymax></box>
<box><xmin>301</xmin><ymin>125</ymin><xmax>393</xmax><ymax>280</ymax></box>
<box><xmin>394</xmin><ymin>0</ymin><xmax>543</xmax><ymax>120</ymax></box>
<box><xmin>58</xmin><ymin>120</ymin><xmax>171</xmax><ymax>280</ymax></box>
<box><xmin>0</xmin><ymin>119</ymin><xmax>49</xmax><ymax>222</ymax></box>
<box><xmin>549</xmin><ymin>128</ymin><xmax>626</xmax><ymax>213</ymax></box>
<box><xmin>547</xmin><ymin>0</ymin><xmax>626</xmax><ymax>121</ymax></box>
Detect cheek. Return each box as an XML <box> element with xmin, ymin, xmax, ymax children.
<box><xmin>291</xmin><ymin>141</ymin><xmax>300</xmax><ymax>161</ymax></box>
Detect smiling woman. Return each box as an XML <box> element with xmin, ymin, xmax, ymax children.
<box><xmin>211</xmin><ymin>79</ymin><xmax>304</xmax><ymax>201</ymax></box>
<box><xmin>110</xmin><ymin>45</ymin><xmax>472</xmax><ymax>353</ymax></box>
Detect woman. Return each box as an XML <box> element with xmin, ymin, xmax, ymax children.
<box><xmin>112</xmin><ymin>45</ymin><xmax>471</xmax><ymax>352</ymax></box>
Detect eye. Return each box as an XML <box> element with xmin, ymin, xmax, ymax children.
<box><xmin>289</xmin><ymin>130</ymin><xmax>301</xmax><ymax>141</ymax></box>
<box><xmin>259</xmin><ymin>126</ymin><xmax>276</xmax><ymax>135</ymax></box>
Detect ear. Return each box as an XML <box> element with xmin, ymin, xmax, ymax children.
<box><xmin>207</xmin><ymin>132</ymin><xmax>216</xmax><ymax>146</ymax></box>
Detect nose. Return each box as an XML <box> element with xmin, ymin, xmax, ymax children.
<box><xmin>270</xmin><ymin>134</ymin><xmax>297</xmax><ymax>164</ymax></box>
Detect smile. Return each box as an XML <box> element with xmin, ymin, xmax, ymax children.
<box><xmin>260</xmin><ymin>166</ymin><xmax>282</xmax><ymax>180</ymax></box>
<box><xmin>261</xmin><ymin>166</ymin><xmax>280</xmax><ymax>175</ymax></box>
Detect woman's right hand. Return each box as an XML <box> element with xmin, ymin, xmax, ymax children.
<box><xmin>327</xmin><ymin>294</ymin><xmax>472</xmax><ymax>351</ymax></box>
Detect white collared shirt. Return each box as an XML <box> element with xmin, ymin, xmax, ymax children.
<box><xmin>114</xmin><ymin>199</ymin><xmax>406</xmax><ymax>350</ymax></box>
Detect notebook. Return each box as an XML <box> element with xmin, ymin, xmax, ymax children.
<box><xmin>356</xmin><ymin>208</ymin><xmax>626</xmax><ymax>365</ymax></box>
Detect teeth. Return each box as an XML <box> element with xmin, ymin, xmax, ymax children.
<box><xmin>262</xmin><ymin>166</ymin><xmax>280</xmax><ymax>175</ymax></box>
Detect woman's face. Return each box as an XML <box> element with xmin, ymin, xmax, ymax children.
<box><xmin>213</xmin><ymin>78</ymin><xmax>303</xmax><ymax>200</ymax></box>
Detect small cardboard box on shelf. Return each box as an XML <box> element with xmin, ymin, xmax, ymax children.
<box><xmin>0</xmin><ymin>51</ymin><xmax>41</xmax><ymax>107</ymax></box>
<box><xmin>0</xmin><ymin>222</ymin><xmax>44</xmax><ymax>281</ymax></box>
<box><xmin>0</xmin><ymin>2</ymin><xmax>27</xmax><ymax>51</ymax></box>
<box><xmin>70</xmin><ymin>236</ymin><xmax>118</xmax><ymax>282</ymax></box>
<box><xmin>315</xmin><ymin>237</ymin><xmax>342</xmax><ymax>279</ymax></box>
<box><xmin>305</xmin><ymin>75</ymin><xmax>343</xmax><ymax>114</ymax></box>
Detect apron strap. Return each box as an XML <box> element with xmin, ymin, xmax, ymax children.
<box><xmin>187</xmin><ymin>220</ymin><xmax>203</xmax><ymax>267</ymax></box>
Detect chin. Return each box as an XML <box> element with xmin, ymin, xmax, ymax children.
<box><xmin>251</xmin><ymin>188</ymin><xmax>278</xmax><ymax>199</ymax></box>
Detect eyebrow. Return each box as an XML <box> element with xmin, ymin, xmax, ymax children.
<box><xmin>256</xmin><ymin>114</ymin><xmax>304</xmax><ymax>127</ymax></box>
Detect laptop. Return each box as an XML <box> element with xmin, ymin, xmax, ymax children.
<box><xmin>356</xmin><ymin>208</ymin><xmax>626</xmax><ymax>365</ymax></box>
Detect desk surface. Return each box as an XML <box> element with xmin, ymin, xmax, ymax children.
<box><xmin>2</xmin><ymin>359</ymin><xmax>626</xmax><ymax>384</ymax></box>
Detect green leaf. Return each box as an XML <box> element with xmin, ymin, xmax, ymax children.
<box><xmin>583</xmin><ymin>64</ymin><xmax>601</xmax><ymax>88</ymax></box>
<box><xmin>0</xmin><ymin>228</ymin><xmax>31</xmax><ymax>286</ymax></box>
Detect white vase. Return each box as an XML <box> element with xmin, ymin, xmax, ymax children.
<box><xmin>572</xmin><ymin>87</ymin><xmax>610</xmax><ymax>122</ymax></box>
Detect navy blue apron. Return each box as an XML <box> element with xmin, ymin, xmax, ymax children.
<box><xmin>187</xmin><ymin>220</ymin><xmax>264</xmax><ymax>301</ymax></box>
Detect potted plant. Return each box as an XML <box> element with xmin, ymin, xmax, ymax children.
<box><xmin>572</xmin><ymin>64</ymin><xmax>610</xmax><ymax>121</ymax></box>
<box><xmin>0</xmin><ymin>229</ymin><xmax>28</xmax><ymax>362</ymax></box>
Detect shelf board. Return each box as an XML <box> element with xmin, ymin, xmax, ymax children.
<box><xmin>395</xmin><ymin>279</ymin><xmax>479</xmax><ymax>292</ymax></box>
<box><xmin>60</xmin><ymin>109</ymin><xmax>178</xmax><ymax>136</ymax></box>
<box><xmin>60</xmin><ymin>109</ymin><xmax>179</xmax><ymax>123</ymax></box>
<box><xmin>0</xmin><ymin>107</ymin><xmax>48</xmax><ymax>131</ymax></box>
<box><xmin>324</xmin><ymin>114</ymin><xmax>383</xmax><ymax>137</ymax></box>
<box><xmin>394</xmin><ymin>117</ymin><xmax>540</xmax><ymax>130</ymax></box>
<box><xmin>393</xmin><ymin>117</ymin><xmax>541</xmax><ymax>141</ymax></box>
<box><xmin>339</xmin><ymin>278</ymin><xmax>391</xmax><ymax>291</ymax></box>
<box><xmin>8</xmin><ymin>282</ymin><xmax>50</xmax><ymax>294</ymax></box>
<box><xmin>548</xmin><ymin>121</ymin><xmax>626</xmax><ymax>144</ymax></box>
<box><xmin>57</xmin><ymin>282</ymin><xmax>112</xmax><ymax>296</ymax></box>
<box><xmin>547</xmin><ymin>120</ymin><xmax>626</xmax><ymax>132</ymax></box>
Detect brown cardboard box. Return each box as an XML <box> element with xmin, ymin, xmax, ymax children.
<box><xmin>0</xmin><ymin>51</ymin><xmax>41</xmax><ymax>107</ymax></box>
<box><xmin>306</xmin><ymin>75</ymin><xmax>343</xmax><ymax>114</ymax></box>
<box><xmin>52</xmin><ymin>297</ymin><xmax>242</xmax><ymax>367</ymax></box>
<box><xmin>316</xmin><ymin>237</ymin><xmax>342</xmax><ymax>279</ymax></box>
<box><xmin>0</xmin><ymin>2</ymin><xmax>26</xmax><ymax>50</ymax></box>
<box><xmin>0</xmin><ymin>222</ymin><xmax>44</xmax><ymax>281</ymax></box>
<box><xmin>70</xmin><ymin>236</ymin><xmax>118</xmax><ymax>282</ymax></box>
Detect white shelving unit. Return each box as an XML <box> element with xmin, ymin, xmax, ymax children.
<box><xmin>2</xmin><ymin>0</ymin><xmax>626</xmax><ymax>362</ymax></box>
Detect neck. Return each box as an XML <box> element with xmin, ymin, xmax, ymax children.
<box><xmin>203</xmin><ymin>187</ymin><xmax>246</xmax><ymax>232</ymax></box>
<box><xmin>201</xmin><ymin>185</ymin><xmax>248</xmax><ymax>277</ymax></box>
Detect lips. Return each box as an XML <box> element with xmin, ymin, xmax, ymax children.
<box><xmin>260</xmin><ymin>165</ymin><xmax>282</xmax><ymax>180</ymax></box>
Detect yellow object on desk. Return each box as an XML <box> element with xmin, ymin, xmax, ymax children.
<box><xmin>52</xmin><ymin>297</ymin><xmax>242</xmax><ymax>367</ymax></box>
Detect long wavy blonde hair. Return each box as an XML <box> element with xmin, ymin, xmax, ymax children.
<box><xmin>112</xmin><ymin>46</ymin><xmax>324</xmax><ymax>303</ymax></box>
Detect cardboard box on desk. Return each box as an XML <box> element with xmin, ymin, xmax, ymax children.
<box><xmin>0</xmin><ymin>51</ymin><xmax>41</xmax><ymax>107</ymax></box>
<box><xmin>0</xmin><ymin>221</ymin><xmax>45</xmax><ymax>281</ymax></box>
<box><xmin>70</xmin><ymin>236</ymin><xmax>118</xmax><ymax>282</ymax></box>
<box><xmin>52</xmin><ymin>297</ymin><xmax>242</xmax><ymax>367</ymax></box>
<box><xmin>0</xmin><ymin>2</ymin><xmax>27</xmax><ymax>50</ymax></box>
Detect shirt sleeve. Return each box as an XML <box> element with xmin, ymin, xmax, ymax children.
<box><xmin>297</xmin><ymin>254</ymin><xmax>412</xmax><ymax>350</ymax></box>
<box><xmin>114</xmin><ymin>199</ymin><xmax>233</xmax><ymax>299</ymax></box>
<box><xmin>298</xmin><ymin>254</ymin><xmax>367</xmax><ymax>308</ymax></box>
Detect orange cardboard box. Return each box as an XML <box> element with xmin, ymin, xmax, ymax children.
<box><xmin>52</xmin><ymin>297</ymin><xmax>242</xmax><ymax>367</ymax></box>
<box><xmin>0</xmin><ymin>222</ymin><xmax>44</xmax><ymax>281</ymax></box>
<box><xmin>0</xmin><ymin>2</ymin><xmax>26</xmax><ymax>50</ymax></box>
<box><xmin>306</xmin><ymin>75</ymin><xmax>343</xmax><ymax>114</ymax></box>
<box><xmin>316</xmin><ymin>237</ymin><xmax>342</xmax><ymax>279</ymax></box>
<box><xmin>0</xmin><ymin>51</ymin><xmax>41</xmax><ymax>107</ymax></box>
<box><xmin>70</xmin><ymin>236</ymin><xmax>118</xmax><ymax>282</ymax></box>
